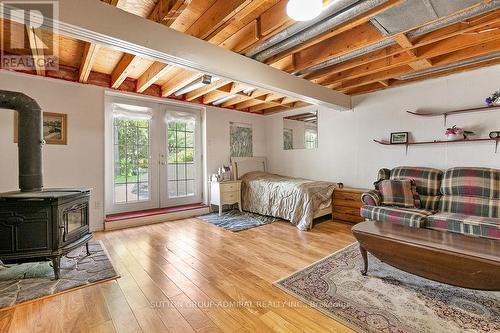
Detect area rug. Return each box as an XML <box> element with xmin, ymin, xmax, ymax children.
<box><xmin>198</xmin><ymin>209</ymin><xmax>278</xmax><ymax>231</ymax></box>
<box><xmin>275</xmin><ymin>243</ymin><xmax>500</xmax><ymax>333</ymax></box>
<box><xmin>0</xmin><ymin>240</ymin><xmax>118</xmax><ymax>309</ymax></box>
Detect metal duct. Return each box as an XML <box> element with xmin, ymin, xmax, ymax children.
<box><xmin>0</xmin><ymin>90</ymin><xmax>43</xmax><ymax>192</ymax></box>
<box><xmin>408</xmin><ymin>0</ymin><xmax>500</xmax><ymax>38</ymax></box>
<box><xmin>296</xmin><ymin>0</ymin><xmax>499</xmax><ymax>77</ymax></box>
<box><xmin>395</xmin><ymin>50</ymin><xmax>500</xmax><ymax>80</ymax></box>
<box><xmin>295</xmin><ymin>38</ymin><xmax>394</xmax><ymax>76</ymax></box>
<box><xmin>246</xmin><ymin>0</ymin><xmax>360</xmax><ymax>58</ymax></box>
<box><xmin>255</xmin><ymin>0</ymin><xmax>390</xmax><ymax>62</ymax></box>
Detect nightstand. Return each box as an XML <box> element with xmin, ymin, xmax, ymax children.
<box><xmin>332</xmin><ymin>187</ymin><xmax>366</xmax><ymax>223</ymax></box>
<box><xmin>209</xmin><ymin>180</ymin><xmax>242</xmax><ymax>216</ymax></box>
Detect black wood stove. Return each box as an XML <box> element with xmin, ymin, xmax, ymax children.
<box><xmin>0</xmin><ymin>90</ymin><xmax>92</xmax><ymax>279</ymax></box>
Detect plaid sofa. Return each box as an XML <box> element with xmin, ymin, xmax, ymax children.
<box><xmin>361</xmin><ymin>166</ymin><xmax>500</xmax><ymax>240</ymax></box>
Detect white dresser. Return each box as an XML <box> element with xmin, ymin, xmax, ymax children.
<box><xmin>209</xmin><ymin>180</ymin><xmax>242</xmax><ymax>216</ymax></box>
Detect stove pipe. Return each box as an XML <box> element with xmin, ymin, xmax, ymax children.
<box><xmin>0</xmin><ymin>90</ymin><xmax>43</xmax><ymax>192</ymax></box>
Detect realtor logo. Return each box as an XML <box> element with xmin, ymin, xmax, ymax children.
<box><xmin>0</xmin><ymin>0</ymin><xmax>59</xmax><ymax>72</ymax></box>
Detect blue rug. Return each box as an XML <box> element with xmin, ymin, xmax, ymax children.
<box><xmin>198</xmin><ymin>210</ymin><xmax>278</xmax><ymax>232</ymax></box>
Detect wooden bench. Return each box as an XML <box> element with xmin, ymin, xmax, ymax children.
<box><xmin>352</xmin><ymin>221</ymin><xmax>500</xmax><ymax>291</ymax></box>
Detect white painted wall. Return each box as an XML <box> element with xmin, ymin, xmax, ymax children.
<box><xmin>203</xmin><ymin>107</ymin><xmax>267</xmax><ymax>199</ymax></box>
<box><xmin>0</xmin><ymin>70</ymin><xmax>266</xmax><ymax>231</ymax></box>
<box><xmin>265</xmin><ymin>65</ymin><xmax>500</xmax><ymax>189</ymax></box>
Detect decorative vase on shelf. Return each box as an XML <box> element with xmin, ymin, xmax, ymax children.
<box><xmin>486</xmin><ymin>91</ymin><xmax>500</xmax><ymax>106</ymax></box>
<box><xmin>445</xmin><ymin>125</ymin><xmax>474</xmax><ymax>141</ymax></box>
<box><xmin>446</xmin><ymin>133</ymin><xmax>464</xmax><ymax>141</ymax></box>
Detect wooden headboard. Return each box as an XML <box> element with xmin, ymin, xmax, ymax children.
<box><xmin>231</xmin><ymin>157</ymin><xmax>267</xmax><ymax>180</ymax></box>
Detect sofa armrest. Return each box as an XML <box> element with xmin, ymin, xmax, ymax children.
<box><xmin>361</xmin><ymin>190</ymin><xmax>382</xmax><ymax>206</ymax></box>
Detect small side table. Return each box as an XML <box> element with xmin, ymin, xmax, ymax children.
<box><xmin>332</xmin><ymin>187</ymin><xmax>367</xmax><ymax>223</ymax></box>
<box><xmin>209</xmin><ymin>180</ymin><xmax>242</xmax><ymax>216</ymax></box>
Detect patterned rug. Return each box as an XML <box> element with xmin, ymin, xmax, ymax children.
<box><xmin>275</xmin><ymin>243</ymin><xmax>500</xmax><ymax>333</ymax></box>
<box><xmin>0</xmin><ymin>240</ymin><xmax>118</xmax><ymax>309</ymax></box>
<box><xmin>198</xmin><ymin>209</ymin><xmax>278</xmax><ymax>231</ymax></box>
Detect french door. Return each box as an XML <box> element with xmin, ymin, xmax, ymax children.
<box><xmin>106</xmin><ymin>96</ymin><xmax>202</xmax><ymax>215</ymax></box>
<box><xmin>160</xmin><ymin>108</ymin><xmax>202</xmax><ymax>207</ymax></box>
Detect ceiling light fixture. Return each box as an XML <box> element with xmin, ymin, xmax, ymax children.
<box><xmin>286</xmin><ymin>0</ymin><xmax>323</xmax><ymax>21</ymax></box>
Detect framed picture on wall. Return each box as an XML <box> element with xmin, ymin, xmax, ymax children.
<box><xmin>14</xmin><ymin>112</ymin><xmax>68</xmax><ymax>145</ymax></box>
<box><xmin>390</xmin><ymin>131</ymin><xmax>409</xmax><ymax>144</ymax></box>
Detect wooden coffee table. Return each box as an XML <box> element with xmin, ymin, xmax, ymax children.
<box><xmin>352</xmin><ymin>221</ymin><xmax>500</xmax><ymax>291</ymax></box>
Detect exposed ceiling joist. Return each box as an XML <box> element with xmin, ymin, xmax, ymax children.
<box><xmin>111</xmin><ymin>53</ymin><xmax>141</xmax><ymax>88</ymax></box>
<box><xmin>221</xmin><ymin>89</ymin><xmax>268</xmax><ymax>107</ymax></box>
<box><xmin>79</xmin><ymin>42</ymin><xmax>101</xmax><ymax>83</ymax></box>
<box><xmin>44</xmin><ymin>0</ymin><xmax>351</xmax><ymax>110</ymax></box>
<box><xmin>26</xmin><ymin>27</ymin><xmax>45</xmax><ymax>76</ymax></box>
<box><xmin>184</xmin><ymin>0</ymin><xmax>252</xmax><ymax>40</ymax></box>
<box><xmin>185</xmin><ymin>79</ymin><xmax>232</xmax><ymax>101</ymax></box>
<box><xmin>137</xmin><ymin>62</ymin><xmax>175</xmax><ymax>93</ymax></box>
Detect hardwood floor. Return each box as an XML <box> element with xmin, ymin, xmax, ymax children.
<box><xmin>0</xmin><ymin>218</ymin><xmax>357</xmax><ymax>333</ymax></box>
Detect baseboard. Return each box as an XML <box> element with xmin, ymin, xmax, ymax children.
<box><xmin>104</xmin><ymin>207</ymin><xmax>209</xmax><ymax>231</ymax></box>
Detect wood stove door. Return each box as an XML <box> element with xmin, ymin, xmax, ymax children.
<box><xmin>59</xmin><ymin>197</ymin><xmax>89</xmax><ymax>246</ymax></box>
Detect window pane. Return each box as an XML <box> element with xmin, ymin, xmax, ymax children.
<box><xmin>176</xmin><ymin>122</ymin><xmax>186</xmax><ymax>131</ymax></box>
<box><xmin>138</xmin><ymin>182</ymin><xmax>149</xmax><ymax>201</ymax></box>
<box><xmin>177</xmin><ymin>131</ymin><xmax>186</xmax><ymax>148</ymax></box>
<box><xmin>177</xmin><ymin>181</ymin><xmax>187</xmax><ymax>197</ymax></box>
<box><xmin>186</xmin><ymin>163</ymin><xmax>194</xmax><ymax>180</ymax></box>
<box><xmin>168</xmin><ymin>164</ymin><xmax>177</xmax><ymax>181</ymax></box>
<box><xmin>177</xmin><ymin>163</ymin><xmax>186</xmax><ymax>180</ymax></box>
<box><xmin>114</xmin><ymin>184</ymin><xmax>127</xmax><ymax>203</ymax></box>
<box><xmin>168</xmin><ymin>181</ymin><xmax>177</xmax><ymax>197</ymax></box>
<box><xmin>113</xmin><ymin>117</ymin><xmax>150</xmax><ymax>204</ymax></box>
<box><xmin>127</xmin><ymin>184</ymin><xmax>138</xmax><ymax>202</ymax></box>
<box><xmin>186</xmin><ymin>180</ymin><xmax>195</xmax><ymax>196</ymax></box>
<box><xmin>185</xmin><ymin>148</ymin><xmax>194</xmax><ymax>162</ymax></box>
<box><xmin>185</xmin><ymin>131</ymin><xmax>194</xmax><ymax>148</ymax></box>
<box><xmin>168</xmin><ymin>148</ymin><xmax>177</xmax><ymax>163</ymax></box>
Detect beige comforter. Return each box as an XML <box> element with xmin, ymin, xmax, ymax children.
<box><xmin>241</xmin><ymin>171</ymin><xmax>337</xmax><ymax>230</ymax></box>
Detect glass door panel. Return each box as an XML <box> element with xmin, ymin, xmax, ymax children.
<box><xmin>113</xmin><ymin>118</ymin><xmax>151</xmax><ymax>203</ymax></box>
<box><xmin>160</xmin><ymin>110</ymin><xmax>202</xmax><ymax>207</ymax></box>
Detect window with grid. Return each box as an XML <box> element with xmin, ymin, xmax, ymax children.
<box><xmin>305</xmin><ymin>128</ymin><xmax>318</xmax><ymax>149</ymax></box>
<box><xmin>167</xmin><ymin>120</ymin><xmax>195</xmax><ymax>198</ymax></box>
<box><xmin>113</xmin><ymin>118</ymin><xmax>150</xmax><ymax>203</ymax></box>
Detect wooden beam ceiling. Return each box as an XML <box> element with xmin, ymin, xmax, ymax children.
<box><xmin>2</xmin><ymin>0</ymin><xmax>499</xmax><ymax>114</ymax></box>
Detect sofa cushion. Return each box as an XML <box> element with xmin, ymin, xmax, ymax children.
<box><xmin>440</xmin><ymin>167</ymin><xmax>500</xmax><ymax>218</ymax></box>
<box><xmin>390</xmin><ymin>166</ymin><xmax>443</xmax><ymax>196</ymax></box>
<box><xmin>439</xmin><ymin>195</ymin><xmax>499</xmax><ymax>218</ymax></box>
<box><xmin>360</xmin><ymin>205</ymin><xmax>434</xmax><ymax>228</ymax></box>
<box><xmin>426</xmin><ymin>212</ymin><xmax>500</xmax><ymax>240</ymax></box>
<box><xmin>441</xmin><ymin>167</ymin><xmax>500</xmax><ymax>198</ymax></box>
<box><xmin>376</xmin><ymin>179</ymin><xmax>421</xmax><ymax>208</ymax></box>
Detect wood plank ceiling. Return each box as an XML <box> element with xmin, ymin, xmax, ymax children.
<box><xmin>1</xmin><ymin>0</ymin><xmax>499</xmax><ymax>114</ymax></box>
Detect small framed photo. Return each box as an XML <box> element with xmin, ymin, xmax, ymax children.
<box><xmin>14</xmin><ymin>112</ymin><xmax>67</xmax><ymax>145</ymax></box>
<box><xmin>390</xmin><ymin>132</ymin><xmax>409</xmax><ymax>144</ymax></box>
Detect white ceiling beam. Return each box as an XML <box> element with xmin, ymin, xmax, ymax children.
<box><xmin>15</xmin><ymin>0</ymin><xmax>351</xmax><ymax>110</ymax></box>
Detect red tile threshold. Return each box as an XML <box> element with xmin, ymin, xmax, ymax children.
<box><xmin>105</xmin><ymin>203</ymin><xmax>209</xmax><ymax>222</ymax></box>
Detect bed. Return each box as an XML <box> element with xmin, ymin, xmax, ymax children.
<box><xmin>231</xmin><ymin>157</ymin><xmax>336</xmax><ymax>230</ymax></box>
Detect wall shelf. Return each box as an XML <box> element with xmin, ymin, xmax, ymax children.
<box><xmin>373</xmin><ymin>138</ymin><xmax>500</xmax><ymax>154</ymax></box>
<box><xmin>407</xmin><ymin>105</ymin><xmax>500</xmax><ymax>125</ymax></box>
